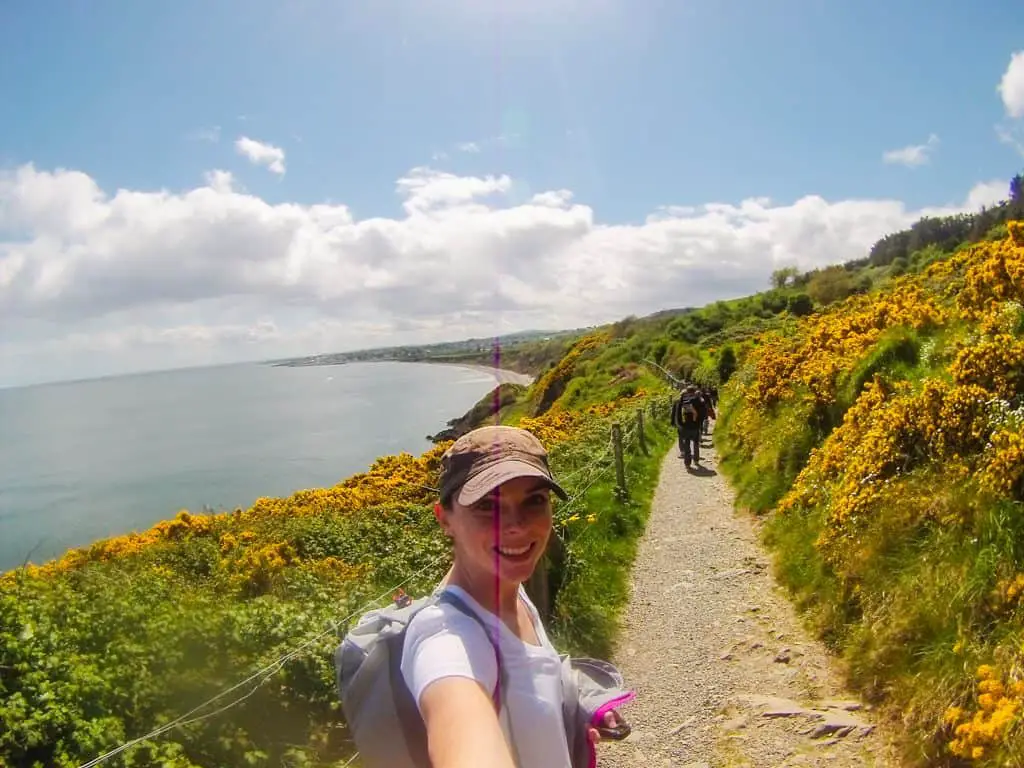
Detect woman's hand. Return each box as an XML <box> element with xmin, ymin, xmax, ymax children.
<box><xmin>587</xmin><ymin>709</ymin><xmax>625</xmax><ymax>744</ymax></box>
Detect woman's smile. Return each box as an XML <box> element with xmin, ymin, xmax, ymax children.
<box><xmin>494</xmin><ymin>541</ymin><xmax>536</xmax><ymax>561</ymax></box>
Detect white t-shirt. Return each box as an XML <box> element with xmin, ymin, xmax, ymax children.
<box><xmin>401</xmin><ymin>584</ymin><xmax>571</xmax><ymax>768</ymax></box>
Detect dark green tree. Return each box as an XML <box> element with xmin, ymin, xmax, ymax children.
<box><xmin>787</xmin><ymin>293</ymin><xmax>814</xmax><ymax>316</ymax></box>
<box><xmin>1010</xmin><ymin>172</ymin><xmax>1024</xmax><ymax>221</ymax></box>
<box><xmin>716</xmin><ymin>346</ymin><xmax>738</xmax><ymax>384</ymax></box>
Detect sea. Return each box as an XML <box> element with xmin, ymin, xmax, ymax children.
<box><xmin>0</xmin><ymin>361</ymin><xmax>500</xmax><ymax>572</ymax></box>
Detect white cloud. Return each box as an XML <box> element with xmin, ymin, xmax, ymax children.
<box><xmin>234</xmin><ymin>136</ymin><xmax>286</xmax><ymax>175</ymax></box>
<box><xmin>395</xmin><ymin>167</ymin><xmax>512</xmax><ymax>214</ymax></box>
<box><xmin>203</xmin><ymin>169</ymin><xmax>235</xmax><ymax>193</ymax></box>
<box><xmin>882</xmin><ymin>134</ymin><xmax>939</xmax><ymax>167</ymax></box>
<box><xmin>964</xmin><ymin>179</ymin><xmax>1008</xmax><ymax>211</ymax></box>
<box><xmin>997</xmin><ymin>51</ymin><xmax>1024</xmax><ymax>157</ymax></box>
<box><xmin>0</xmin><ymin>162</ymin><xmax>1004</xmax><ymax>386</ymax></box>
<box><xmin>456</xmin><ymin>141</ymin><xmax>481</xmax><ymax>153</ymax></box>
<box><xmin>530</xmin><ymin>190</ymin><xmax>574</xmax><ymax>207</ymax></box>
<box><xmin>998</xmin><ymin>51</ymin><xmax>1024</xmax><ymax>118</ymax></box>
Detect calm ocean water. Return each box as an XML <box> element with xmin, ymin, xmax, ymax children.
<box><xmin>0</xmin><ymin>362</ymin><xmax>498</xmax><ymax>572</ymax></box>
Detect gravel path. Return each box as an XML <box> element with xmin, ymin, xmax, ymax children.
<box><xmin>595</xmin><ymin>436</ymin><xmax>897</xmax><ymax>768</ymax></box>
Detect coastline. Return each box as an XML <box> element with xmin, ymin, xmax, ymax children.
<box><xmin>419</xmin><ymin>361</ymin><xmax>535</xmax><ymax>387</ymax></box>
<box><xmin>420</xmin><ymin>362</ymin><xmax>533</xmax><ymax>444</ymax></box>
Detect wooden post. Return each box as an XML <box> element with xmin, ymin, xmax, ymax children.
<box><xmin>612</xmin><ymin>423</ymin><xmax>627</xmax><ymax>500</ymax></box>
<box><xmin>636</xmin><ymin>409</ymin><xmax>648</xmax><ymax>455</ymax></box>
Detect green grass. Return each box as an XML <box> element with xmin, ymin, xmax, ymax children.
<box><xmin>716</xmin><ymin>395</ymin><xmax>819</xmax><ymax>516</ymax></box>
<box><xmin>834</xmin><ymin>326</ymin><xmax>923</xmax><ymax>420</ymax></box>
<box><xmin>546</xmin><ymin>410</ymin><xmax>675</xmax><ymax>658</ymax></box>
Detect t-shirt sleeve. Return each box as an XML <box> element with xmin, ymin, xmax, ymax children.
<box><xmin>401</xmin><ymin>604</ymin><xmax>500</xmax><ymax>713</ymax></box>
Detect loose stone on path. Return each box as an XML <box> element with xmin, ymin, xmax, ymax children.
<box><xmin>594</xmin><ymin>438</ymin><xmax>895</xmax><ymax>767</ymax></box>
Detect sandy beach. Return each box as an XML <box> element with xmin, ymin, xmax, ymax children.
<box><xmin>426</xmin><ymin>362</ymin><xmax>534</xmax><ymax>387</ymax></box>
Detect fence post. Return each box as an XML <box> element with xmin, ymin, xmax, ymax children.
<box><xmin>636</xmin><ymin>409</ymin><xmax>648</xmax><ymax>455</ymax></box>
<box><xmin>612</xmin><ymin>423</ymin><xmax>627</xmax><ymax>501</ymax></box>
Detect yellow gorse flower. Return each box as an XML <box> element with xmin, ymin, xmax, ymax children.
<box><xmin>945</xmin><ymin>665</ymin><xmax>1023</xmax><ymax>761</ymax></box>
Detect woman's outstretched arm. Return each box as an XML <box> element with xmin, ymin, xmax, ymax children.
<box><xmin>420</xmin><ymin>677</ymin><xmax>517</xmax><ymax>768</ymax></box>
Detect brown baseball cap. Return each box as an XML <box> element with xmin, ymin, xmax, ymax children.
<box><xmin>439</xmin><ymin>425</ymin><xmax>568</xmax><ymax>506</ymax></box>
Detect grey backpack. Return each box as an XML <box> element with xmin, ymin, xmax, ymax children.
<box><xmin>334</xmin><ymin>588</ymin><xmax>634</xmax><ymax>768</ymax></box>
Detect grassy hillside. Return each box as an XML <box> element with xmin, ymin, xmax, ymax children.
<box><xmin>717</xmin><ymin>221</ymin><xmax>1024</xmax><ymax>766</ymax></box>
<box><xmin>0</xmin><ymin>331</ymin><xmax>676</xmax><ymax>768</ymax></box>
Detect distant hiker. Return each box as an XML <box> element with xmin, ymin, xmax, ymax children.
<box><xmin>671</xmin><ymin>384</ymin><xmax>707</xmax><ymax>467</ymax></box>
<box><xmin>700</xmin><ymin>387</ymin><xmax>717</xmax><ymax>436</ymax></box>
<box><xmin>336</xmin><ymin>425</ymin><xmax>633</xmax><ymax>768</ymax></box>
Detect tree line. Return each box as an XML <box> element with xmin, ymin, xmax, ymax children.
<box><xmin>769</xmin><ymin>171</ymin><xmax>1024</xmax><ymax>307</ymax></box>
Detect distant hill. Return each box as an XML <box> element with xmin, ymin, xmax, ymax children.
<box><xmin>266</xmin><ymin>327</ymin><xmax>588</xmax><ymax>371</ymax></box>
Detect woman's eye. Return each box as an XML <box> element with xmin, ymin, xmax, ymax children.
<box><xmin>526</xmin><ymin>494</ymin><xmax>547</xmax><ymax>506</ymax></box>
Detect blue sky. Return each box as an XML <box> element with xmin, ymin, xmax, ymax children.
<box><xmin>1</xmin><ymin>1</ymin><xmax>1023</xmax><ymax>386</ymax></box>
<box><xmin>3</xmin><ymin>1</ymin><xmax>1021</xmax><ymax>217</ymax></box>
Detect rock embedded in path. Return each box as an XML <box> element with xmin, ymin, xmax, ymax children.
<box><xmin>820</xmin><ymin>699</ymin><xmax>863</xmax><ymax>712</ymax></box>
<box><xmin>739</xmin><ymin>694</ymin><xmax>808</xmax><ymax>717</ymax></box>
<box><xmin>738</xmin><ymin>693</ymin><xmax>875</xmax><ymax>740</ymax></box>
<box><xmin>808</xmin><ymin>709</ymin><xmax>875</xmax><ymax>740</ymax></box>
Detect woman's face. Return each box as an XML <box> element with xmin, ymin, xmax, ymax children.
<box><xmin>437</xmin><ymin>476</ymin><xmax>554</xmax><ymax>585</ymax></box>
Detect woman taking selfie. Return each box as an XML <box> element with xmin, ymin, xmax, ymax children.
<box><xmin>401</xmin><ymin>425</ymin><xmax>629</xmax><ymax>768</ymax></box>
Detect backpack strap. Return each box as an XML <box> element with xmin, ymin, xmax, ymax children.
<box><xmin>389</xmin><ymin>590</ymin><xmax>513</xmax><ymax>768</ymax></box>
<box><xmin>437</xmin><ymin>590</ymin><xmax>509</xmax><ymax>711</ymax></box>
<box><xmin>437</xmin><ymin>590</ymin><xmax>523</xmax><ymax>768</ymax></box>
<box><xmin>388</xmin><ymin>631</ymin><xmax>432</xmax><ymax>768</ymax></box>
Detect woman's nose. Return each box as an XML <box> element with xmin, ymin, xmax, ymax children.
<box><xmin>498</xmin><ymin>503</ymin><xmax>527</xmax><ymax>528</ymax></box>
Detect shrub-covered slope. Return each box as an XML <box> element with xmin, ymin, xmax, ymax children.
<box><xmin>0</xmin><ymin>330</ymin><xmax>675</xmax><ymax>768</ymax></box>
<box><xmin>718</xmin><ymin>222</ymin><xmax>1024</xmax><ymax>766</ymax></box>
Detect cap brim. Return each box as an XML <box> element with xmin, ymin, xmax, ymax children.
<box><xmin>456</xmin><ymin>459</ymin><xmax>569</xmax><ymax>506</ymax></box>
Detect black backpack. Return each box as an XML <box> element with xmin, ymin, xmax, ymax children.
<box><xmin>680</xmin><ymin>395</ymin><xmax>700</xmax><ymax>424</ymax></box>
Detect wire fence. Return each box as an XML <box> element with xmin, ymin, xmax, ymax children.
<box><xmin>76</xmin><ymin>393</ymin><xmax>677</xmax><ymax>768</ymax></box>
<box><xmin>75</xmin><ymin>555</ymin><xmax>448</xmax><ymax>768</ymax></box>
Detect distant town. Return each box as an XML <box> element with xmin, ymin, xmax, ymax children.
<box><xmin>266</xmin><ymin>328</ymin><xmax>586</xmax><ymax>369</ymax></box>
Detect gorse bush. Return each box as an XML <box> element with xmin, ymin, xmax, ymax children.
<box><xmin>718</xmin><ymin>222</ymin><xmax>1024</xmax><ymax>766</ymax></box>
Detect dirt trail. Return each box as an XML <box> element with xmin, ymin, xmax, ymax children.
<box><xmin>595</xmin><ymin>435</ymin><xmax>897</xmax><ymax>768</ymax></box>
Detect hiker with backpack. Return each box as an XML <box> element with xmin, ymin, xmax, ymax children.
<box><xmin>336</xmin><ymin>425</ymin><xmax>633</xmax><ymax>768</ymax></box>
<box><xmin>671</xmin><ymin>384</ymin><xmax>707</xmax><ymax>467</ymax></box>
